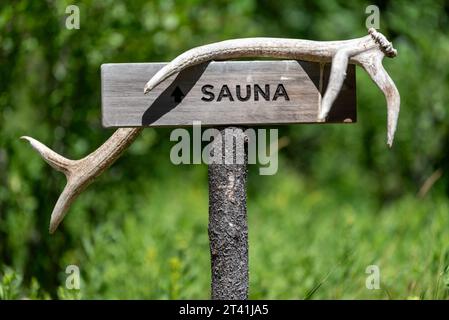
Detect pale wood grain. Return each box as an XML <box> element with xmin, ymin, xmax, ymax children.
<box><xmin>101</xmin><ymin>60</ymin><xmax>356</xmax><ymax>127</ymax></box>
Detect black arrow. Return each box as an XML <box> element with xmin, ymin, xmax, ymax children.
<box><xmin>171</xmin><ymin>86</ymin><xmax>185</xmax><ymax>103</ymax></box>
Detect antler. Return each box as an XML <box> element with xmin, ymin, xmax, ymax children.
<box><xmin>144</xmin><ymin>28</ymin><xmax>399</xmax><ymax>145</ymax></box>
<box><xmin>22</xmin><ymin>29</ymin><xmax>399</xmax><ymax>233</ymax></box>
<box><xmin>21</xmin><ymin>128</ymin><xmax>142</xmax><ymax>233</ymax></box>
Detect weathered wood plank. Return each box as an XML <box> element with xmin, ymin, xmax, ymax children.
<box><xmin>101</xmin><ymin>60</ymin><xmax>356</xmax><ymax>127</ymax></box>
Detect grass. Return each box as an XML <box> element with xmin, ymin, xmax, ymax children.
<box><xmin>1</xmin><ymin>157</ymin><xmax>449</xmax><ymax>299</ymax></box>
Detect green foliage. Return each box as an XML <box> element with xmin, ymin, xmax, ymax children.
<box><xmin>0</xmin><ymin>266</ymin><xmax>49</xmax><ymax>299</ymax></box>
<box><xmin>0</xmin><ymin>0</ymin><xmax>449</xmax><ymax>299</ymax></box>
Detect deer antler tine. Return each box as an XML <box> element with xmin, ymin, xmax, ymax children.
<box><xmin>20</xmin><ymin>136</ymin><xmax>79</xmax><ymax>233</ymax></box>
<box><xmin>49</xmin><ymin>178</ymin><xmax>84</xmax><ymax>234</ymax></box>
<box><xmin>20</xmin><ymin>136</ymin><xmax>75</xmax><ymax>175</ymax></box>
<box><xmin>22</xmin><ymin>128</ymin><xmax>142</xmax><ymax>233</ymax></box>
<box><xmin>360</xmin><ymin>51</ymin><xmax>400</xmax><ymax>147</ymax></box>
<box><xmin>319</xmin><ymin>48</ymin><xmax>352</xmax><ymax>121</ymax></box>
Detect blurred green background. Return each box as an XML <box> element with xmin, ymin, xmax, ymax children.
<box><xmin>1</xmin><ymin>0</ymin><xmax>449</xmax><ymax>299</ymax></box>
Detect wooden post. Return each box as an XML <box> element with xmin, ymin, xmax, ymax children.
<box><xmin>100</xmin><ymin>60</ymin><xmax>357</xmax><ymax>300</ymax></box>
<box><xmin>208</xmin><ymin>127</ymin><xmax>248</xmax><ymax>300</ymax></box>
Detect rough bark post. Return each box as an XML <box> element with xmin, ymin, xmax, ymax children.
<box><xmin>208</xmin><ymin>126</ymin><xmax>248</xmax><ymax>300</ymax></box>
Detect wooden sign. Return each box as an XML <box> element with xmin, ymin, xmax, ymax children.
<box><xmin>101</xmin><ymin>60</ymin><xmax>356</xmax><ymax>127</ymax></box>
